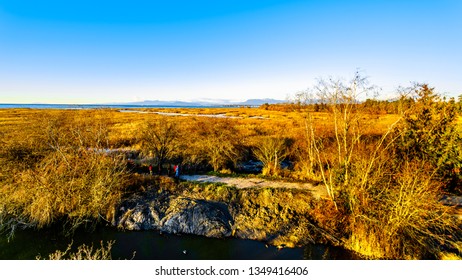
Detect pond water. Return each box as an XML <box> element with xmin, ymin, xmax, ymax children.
<box><xmin>0</xmin><ymin>226</ymin><xmax>361</xmax><ymax>260</ymax></box>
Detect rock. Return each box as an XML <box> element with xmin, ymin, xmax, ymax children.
<box><xmin>161</xmin><ymin>197</ymin><xmax>232</xmax><ymax>238</ymax></box>
<box><xmin>116</xmin><ymin>199</ymin><xmax>161</xmax><ymax>230</ymax></box>
<box><xmin>234</xmin><ymin>228</ymin><xmax>269</xmax><ymax>241</ymax></box>
<box><xmin>115</xmin><ymin>194</ymin><xmax>233</xmax><ymax>238</ymax></box>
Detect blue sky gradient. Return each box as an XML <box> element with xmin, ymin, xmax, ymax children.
<box><xmin>0</xmin><ymin>0</ymin><xmax>461</xmax><ymax>103</ymax></box>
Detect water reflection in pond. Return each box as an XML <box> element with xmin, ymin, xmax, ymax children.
<box><xmin>0</xmin><ymin>226</ymin><xmax>361</xmax><ymax>260</ymax></box>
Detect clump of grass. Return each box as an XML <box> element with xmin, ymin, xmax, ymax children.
<box><xmin>0</xmin><ymin>111</ymin><xmax>130</xmax><ymax>236</ymax></box>
<box><xmin>37</xmin><ymin>240</ymin><xmax>116</xmax><ymax>260</ymax></box>
<box><xmin>338</xmin><ymin>156</ymin><xmax>462</xmax><ymax>259</ymax></box>
<box><xmin>439</xmin><ymin>251</ymin><xmax>462</xmax><ymax>260</ymax></box>
<box><xmin>1</xmin><ymin>151</ymin><xmax>129</xmax><ymax>232</ymax></box>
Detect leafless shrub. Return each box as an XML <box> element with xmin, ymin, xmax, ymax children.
<box><xmin>253</xmin><ymin>137</ymin><xmax>288</xmax><ymax>176</ymax></box>
<box><xmin>38</xmin><ymin>240</ymin><xmax>116</xmax><ymax>260</ymax></box>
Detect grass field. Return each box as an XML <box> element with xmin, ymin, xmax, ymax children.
<box><xmin>1</xmin><ymin>100</ymin><xmax>461</xmax><ymax>259</ymax></box>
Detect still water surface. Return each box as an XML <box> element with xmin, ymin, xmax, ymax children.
<box><xmin>0</xmin><ymin>226</ymin><xmax>360</xmax><ymax>260</ymax></box>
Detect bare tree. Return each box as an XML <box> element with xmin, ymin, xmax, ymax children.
<box><xmin>253</xmin><ymin>137</ymin><xmax>288</xmax><ymax>176</ymax></box>
<box><xmin>140</xmin><ymin>118</ymin><xmax>179</xmax><ymax>174</ymax></box>
<box><xmin>194</xmin><ymin>119</ymin><xmax>242</xmax><ymax>172</ymax></box>
<box><xmin>311</xmin><ymin>71</ymin><xmax>376</xmax><ymax>207</ymax></box>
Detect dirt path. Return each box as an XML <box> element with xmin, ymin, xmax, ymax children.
<box><xmin>180</xmin><ymin>175</ymin><xmax>328</xmax><ymax>199</ymax></box>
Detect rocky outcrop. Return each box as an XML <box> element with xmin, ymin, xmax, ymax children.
<box><xmin>161</xmin><ymin>197</ymin><xmax>232</xmax><ymax>237</ymax></box>
<box><xmin>113</xmin><ymin>182</ymin><xmax>321</xmax><ymax>248</ymax></box>
<box><xmin>115</xmin><ymin>194</ymin><xmax>233</xmax><ymax>238</ymax></box>
<box><xmin>115</xmin><ymin>200</ymin><xmax>161</xmax><ymax>230</ymax></box>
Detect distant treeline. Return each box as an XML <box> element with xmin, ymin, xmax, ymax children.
<box><xmin>260</xmin><ymin>95</ymin><xmax>462</xmax><ymax>114</ymax></box>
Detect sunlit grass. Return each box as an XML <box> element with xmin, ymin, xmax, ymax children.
<box><xmin>37</xmin><ymin>240</ymin><xmax>117</xmax><ymax>260</ymax></box>
<box><xmin>1</xmin><ymin>105</ymin><xmax>461</xmax><ymax>259</ymax></box>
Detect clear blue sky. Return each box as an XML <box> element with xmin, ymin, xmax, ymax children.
<box><xmin>0</xmin><ymin>0</ymin><xmax>461</xmax><ymax>104</ymax></box>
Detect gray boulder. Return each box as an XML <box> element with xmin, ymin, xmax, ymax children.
<box><xmin>115</xmin><ymin>195</ymin><xmax>233</xmax><ymax>238</ymax></box>
<box><xmin>115</xmin><ymin>199</ymin><xmax>161</xmax><ymax>230</ymax></box>
<box><xmin>161</xmin><ymin>197</ymin><xmax>232</xmax><ymax>238</ymax></box>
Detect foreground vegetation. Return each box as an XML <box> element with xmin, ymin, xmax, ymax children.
<box><xmin>36</xmin><ymin>241</ymin><xmax>116</xmax><ymax>260</ymax></box>
<box><xmin>1</xmin><ymin>77</ymin><xmax>461</xmax><ymax>259</ymax></box>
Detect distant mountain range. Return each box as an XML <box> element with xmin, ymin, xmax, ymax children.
<box><xmin>116</xmin><ymin>98</ymin><xmax>286</xmax><ymax>107</ymax></box>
